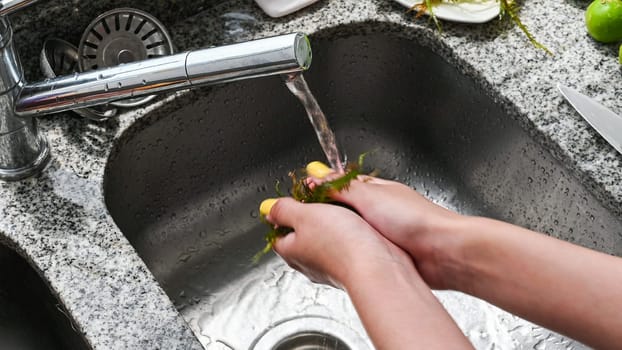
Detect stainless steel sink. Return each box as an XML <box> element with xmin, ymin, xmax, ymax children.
<box><xmin>104</xmin><ymin>26</ymin><xmax>622</xmax><ymax>349</ymax></box>
<box><xmin>0</xmin><ymin>243</ymin><xmax>90</xmax><ymax>349</ymax></box>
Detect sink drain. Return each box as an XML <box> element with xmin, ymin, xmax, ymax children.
<box><xmin>273</xmin><ymin>332</ymin><xmax>350</xmax><ymax>350</ymax></box>
<box><xmin>251</xmin><ymin>316</ymin><xmax>371</xmax><ymax>350</ymax></box>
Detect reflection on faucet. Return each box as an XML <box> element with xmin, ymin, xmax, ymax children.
<box><xmin>0</xmin><ymin>0</ymin><xmax>312</xmax><ymax>180</ymax></box>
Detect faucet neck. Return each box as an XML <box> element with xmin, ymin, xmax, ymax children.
<box><xmin>0</xmin><ymin>4</ymin><xmax>309</xmax><ymax>181</ymax></box>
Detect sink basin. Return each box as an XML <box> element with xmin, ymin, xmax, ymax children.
<box><xmin>0</xmin><ymin>243</ymin><xmax>90</xmax><ymax>349</ymax></box>
<box><xmin>105</xmin><ymin>25</ymin><xmax>622</xmax><ymax>349</ymax></box>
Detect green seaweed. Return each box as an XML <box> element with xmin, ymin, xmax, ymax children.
<box><xmin>499</xmin><ymin>0</ymin><xmax>552</xmax><ymax>56</ymax></box>
<box><xmin>408</xmin><ymin>0</ymin><xmax>552</xmax><ymax>55</ymax></box>
<box><xmin>253</xmin><ymin>154</ymin><xmax>370</xmax><ymax>263</ymax></box>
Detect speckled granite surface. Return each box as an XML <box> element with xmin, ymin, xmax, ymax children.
<box><xmin>0</xmin><ymin>0</ymin><xmax>621</xmax><ymax>348</ymax></box>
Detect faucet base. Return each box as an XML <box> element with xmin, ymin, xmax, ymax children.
<box><xmin>0</xmin><ymin>130</ymin><xmax>50</xmax><ymax>181</ymax></box>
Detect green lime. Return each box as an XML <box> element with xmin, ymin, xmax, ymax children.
<box><xmin>586</xmin><ymin>0</ymin><xmax>622</xmax><ymax>43</ymax></box>
<box><xmin>619</xmin><ymin>44</ymin><xmax>622</xmax><ymax>64</ymax></box>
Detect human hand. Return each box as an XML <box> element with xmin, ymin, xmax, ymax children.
<box><xmin>306</xmin><ymin>161</ymin><xmax>465</xmax><ymax>289</ymax></box>
<box><xmin>260</xmin><ymin>197</ymin><xmax>475</xmax><ymax>350</ymax></box>
<box><xmin>259</xmin><ymin>197</ymin><xmax>416</xmax><ymax>289</ymax></box>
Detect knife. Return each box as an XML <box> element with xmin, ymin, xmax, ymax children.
<box><xmin>558</xmin><ymin>84</ymin><xmax>622</xmax><ymax>155</ymax></box>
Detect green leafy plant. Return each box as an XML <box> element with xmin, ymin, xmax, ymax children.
<box><xmin>409</xmin><ymin>0</ymin><xmax>552</xmax><ymax>55</ymax></box>
<box><xmin>253</xmin><ymin>154</ymin><xmax>372</xmax><ymax>263</ymax></box>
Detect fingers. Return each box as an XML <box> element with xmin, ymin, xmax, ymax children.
<box><xmin>306</xmin><ymin>161</ymin><xmax>334</xmax><ymax>178</ymax></box>
<box><xmin>259</xmin><ymin>197</ymin><xmax>301</xmax><ymax>262</ymax></box>
<box><xmin>303</xmin><ymin>160</ymin><xmax>378</xmax><ymax>208</ymax></box>
<box><xmin>305</xmin><ymin>160</ymin><xmax>393</xmax><ymax>185</ymax></box>
<box><xmin>272</xmin><ymin>232</ymin><xmax>298</xmax><ymax>262</ymax></box>
<box><xmin>259</xmin><ymin>198</ymin><xmax>278</xmax><ymax>216</ymax></box>
<box><xmin>260</xmin><ymin>197</ymin><xmax>305</xmax><ymax>229</ymax></box>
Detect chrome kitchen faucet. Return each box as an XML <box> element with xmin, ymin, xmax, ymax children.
<box><xmin>0</xmin><ymin>0</ymin><xmax>311</xmax><ymax>180</ymax></box>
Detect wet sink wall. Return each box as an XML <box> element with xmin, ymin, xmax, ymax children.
<box><xmin>0</xmin><ymin>243</ymin><xmax>91</xmax><ymax>349</ymax></box>
<box><xmin>105</xmin><ymin>25</ymin><xmax>622</xmax><ymax>349</ymax></box>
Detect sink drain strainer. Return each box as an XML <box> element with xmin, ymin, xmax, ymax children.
<box><xmin>251</xmin><ymin>316</ymin><xmax>371</xmax><ymax>350</ymax></box>
<box><xmin>273</xmin><ymin>332</ymin><xmax>349</xmax><ymax>350</ymax></box>
<box><xmin>78</xmin><ymin>8</ymin><xmax>174</xmax><ymax>108</ymax></box>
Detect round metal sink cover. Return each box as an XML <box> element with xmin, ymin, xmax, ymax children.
<box><xmin>251</xmin><ymin>316</ymin><xmax>371</xmax><ymax>350</ymax></box>
<box><xmin>274</xmin><ymin>332</ymin><xmax>350</xmax><ymax>350</ymax></box>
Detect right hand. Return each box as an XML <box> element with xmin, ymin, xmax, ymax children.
<box><xmin>307</xmin><ymin>161</ymin><xmax>465</xmax><ymax>289</ymax></box>
<box><xmin>261</xmin><ymin>197</ymin><xmax>418</xmax><ymax>290</ymax></box>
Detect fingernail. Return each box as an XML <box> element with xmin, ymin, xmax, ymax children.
<box><xmin>259</xmin><ymin>198</ymin><xmax>278</xmax><ymax>216</ymax></box>
<box><xmin>306</xmin><ymin>161</ymin><xmax>332</xmax><ymax>178</ymax></box>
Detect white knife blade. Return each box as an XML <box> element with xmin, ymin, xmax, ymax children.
<box><xmin>558</xmin><ymin>84</ymin><xmax>622</xmax><ymax>155</ymax></box>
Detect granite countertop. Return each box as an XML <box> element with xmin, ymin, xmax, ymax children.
<box><xmin>1</xmin><ymin>0</ymin><xmax>621</xmax><ymax>348</ymax></box>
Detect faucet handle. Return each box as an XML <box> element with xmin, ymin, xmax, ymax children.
<box><xmin>0</xmin><ymin>0</ymin><xmax>37</xmax><ymax>16</ymax></box>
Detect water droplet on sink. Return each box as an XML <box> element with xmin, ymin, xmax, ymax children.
<box><xmin>250</xmin><ymin>210</ymin><xmax>258</xmax><ymax>218</ymax></box>
<box><xmin>527</xmin><ymin>177</ymin><xmax>534</xmax><ymax>184</ymax></box>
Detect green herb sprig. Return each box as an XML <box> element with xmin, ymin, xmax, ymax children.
<box><xmin>409</xmin><ymin>0</ymin><xmax>552</xmax><ymax>55</ymax></box>
<box><xmin>499</xmin><ymin>0</ymin><xmax>552</xmax><ymax>55</ymax></box>
<box><xmin>253</xmin><ymin>154</ymin><xmax>370</xmax><ymax>263</ymax></box>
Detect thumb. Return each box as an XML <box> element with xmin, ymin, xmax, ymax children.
<box><xmin>260</xmin><ymin>197</ymin><xmax>305</xmax><ymax>229</ymax></box>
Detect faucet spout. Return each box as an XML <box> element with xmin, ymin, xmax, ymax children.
<box><xmin>15</xmin><ymin>32</ymin><xmax>312</xmax><ymax>117</ymax></box>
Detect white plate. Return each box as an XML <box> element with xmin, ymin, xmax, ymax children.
<box><xmin>255</xmin><ymin>0</ymin><xmax>320</xmax><ymax>17</ymax></box>
<box><xmin>394</xmin><ymin>0</ymin><xmax>500</xmax><ymax>24</ymax></box>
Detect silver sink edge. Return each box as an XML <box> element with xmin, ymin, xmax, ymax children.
<box><xmin>0</xmin><ymin>0</ymin><xmax>621</xmax><ymax>349</ymax></box>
